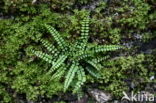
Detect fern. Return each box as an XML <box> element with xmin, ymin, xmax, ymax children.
<box><xmin>85</xmin><ymin>66</ymin><xmax>101</xmax><ymax>79</ymax></box>
<box><xmin>76</xmin><ymin>53</ymin><xmax>92</xmax><ymax>60</ymax></box>
<box><xmin>51</xmin><ymin>65</ymin><xmax>67</xmax><ymax>80</ymax></box>
<box><xmin>52</xmin><ymin>55</ymin><xmax>67</xmax><ymax>69</ymax></box>
<box><xmin>40</xmin><ymin>39</ymin><xmax>57</xmax><ymax>53</ymax></box>
<box><xmin>91</xmin><ymin>56</ymin><xmax>109</xmax><ymax>63</ymax></box>
<box><xmin>64</xmin><ymin>63</ymin><xmax>78</xmax><ymax>92</ymax></box>
<box><xmin>74</xmin><ymin>14</ymin><xmax>90</xmax><ymax>51</ymax></box>
<box><xmin>45</xmin><ymin>24</ymin><xmax>66</xmax><ymax>50</ymax></box>
<box><xmin>79</xmin><ymin>16</ymin><xmax>90</xmax><ymax>50</ymax></box>
<box><xmin>90</xmin><ymin>45</ymin><xmax>122</xmax><ymax>53</ymax></box>
<box><xmin>73</xmin><ymin>66</ymin><xmax>86</xmax><ymax>93</ymax></box>
<box><xmin>86</xmin><ymin>60</ymin><xmax>102</xmax><ymax>71</ymax></box>
<box><xmin>31</xmin><ymin>15</ymin><xmax>122</xmax><ymax>94</ymax></box>
<box><xmin>31</xmin><ymin>50</ymin><xmax>53</xmax><ymax>64</ymax></box>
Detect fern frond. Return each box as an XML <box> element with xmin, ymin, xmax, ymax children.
<box><xmin>77</xmin><ymin>54</ymin><xmax>92</xmax><ymax>60</ymax></box>
<box><xmin>46</xmin><ymin>66</ymin><xmax>55</xmax><ymax>75</ymax></box>
<box><xmin>80</xmin><ymin>16</ymin><xmax>90</xmax><ymax>49</ymax></box>
<box><xmin>47</xmin><ymin>55</ymin><xmax>67</xmax><ymax>75</ymax></box>
<box><xmin>73</xmin><ymin>66</ymin><xmax>86</xmax><ymax>93</ymax></box>
<box><xmin>91</xmin><ymin>56</ymin><xmax>109</xmax><ymax>63</ymax></box>
<box><xmin>90</xmin><ymin>45</ymin><xmax>122</xmax><ymax>53</ymax></box>
<box><xmin>74</xmin><ymin>49</ymin><xmax>93</xmax><ymax>60</ymax></box>
<box><xmin>45</xmin><ymin>24</ymin><xmax>66</xmax><ymax>50</ymax></box>
<box><xmin>86</xmin><ymin>60</ymin><xmax>102</xmax><ymax>71</ymax></box>
<box><xmin>51</xmin><ymin>65</ymin><xmax>67</xmax><ymax>80</ymax></box>
<box><xmin>74</xmin><ymin>15</ymin><xmax>90</xmax><ymax>51</ymax></box>
<box><xmin>80</xmin><ymin>16</ymin><xmax>90</xmax><ymax>40</ymax></box>
<box><xmin>64</xmin><ymin>63</ymin><xmax>78</xmax><ymax>92</ymax></box>
<box><xmin>85</xmin><ymin>67</ymin><xmax>101</xmax><ymax>79</ymax></box>
<box><xmin>32</xmin><ymin>50</ymin><xmax>53</xmax><ymax>64</ymax></box>
<box><xmin>52</xmin><ymin>55</ymin><xmax>67</xmax><ymax>69</ymax></box>
<box><xmin>40</xmin><ymin>39</ymin><xmax>58</xmax><ymax>54</ymax></box>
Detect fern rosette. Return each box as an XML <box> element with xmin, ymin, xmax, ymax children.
<box><xmin>31</xmin><ymin>15</ymin><xmax>122</xmax><ymax>94</ymax></box>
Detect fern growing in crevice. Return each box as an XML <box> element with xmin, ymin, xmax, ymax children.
<box><xmin>31</xmin><ymin>14</ymin><xmax>122</xmax><ymax>94</ymax></box>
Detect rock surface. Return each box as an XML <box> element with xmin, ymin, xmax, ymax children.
<box><xmin>88</xmin><ymin>88</ymin><xmax>112</xmax><ymax>103</ymax></box>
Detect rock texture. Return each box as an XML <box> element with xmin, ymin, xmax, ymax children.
<box><xmin>88</xmin><ymin>88</ymin><xmax>112</xmax><ymax>103</ymax></box>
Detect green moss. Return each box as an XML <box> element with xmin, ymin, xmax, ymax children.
<box><xmin>99</xmin><ymin>54</ymin><xmax>156</xmax><ymax>98</ymax></box>
<box><xmin>12</xmin><ymin>62</ymin><xmax>63</xmax><ymax>100</ymax></box>
<box><xmin>117</xmin><ymin>0</ymin><xmax>150</xmax><ymax>29</ymax></box>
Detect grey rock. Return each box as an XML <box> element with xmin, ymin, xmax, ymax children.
<box><xmin>88</xmin><ymin>88</ymin><xmax>112</xmax><ymax>103</ymax></box>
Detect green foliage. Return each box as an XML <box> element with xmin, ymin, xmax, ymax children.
<box><xmin>99</xmin><ymin>54</ymin><xmax>156</xmax><ymax>98</ymax></box>
<box><xmin>0</xmin><ymin>85</ymin><xmax>12</xmax><ymax>103</ymax></box>
<box><xmin>117</xmin><ymin>0</ymin><xmax>150</xmax><ymax>29</ymax></box>
<box><xmin>31</xmin><ymin>15</ymin><xmax>122</xmax><ymax>94</ymax></box>
<box><xmin>12</xmin><ymin>62</ymin><xmax>64</xmax><ymax>100</ymax></box>
<box><xmin>0</xmin><ymin>0</ymin><xmax>156</xmax><ymax>102</ymax></box>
